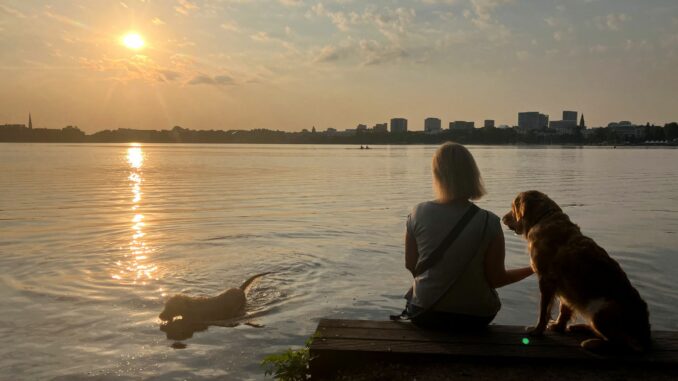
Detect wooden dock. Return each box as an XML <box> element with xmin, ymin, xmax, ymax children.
<box><xmin>309</xmin><ymin>319</ymin><xmax>678</xmax><ymax>379</ymax></box>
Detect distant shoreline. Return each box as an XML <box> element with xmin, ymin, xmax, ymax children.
<box><xmin>2</xmin><ymin>123</ymin><xmax>677</xmax><ymax>146</ymax></box>
<box><xmin>2</xmin><ymin>141</ymin><xmax>676</xmax><ymax>148</ymax></box>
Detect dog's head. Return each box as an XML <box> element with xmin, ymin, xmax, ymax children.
<box><xmin>502</xmin><ymin>190</ymin><xmax>561</xmax><ymax>236</ymax></box>
<box><xmin>159</xmin><ymin>294</ymin><xmax>190</xmax><ymax>322</ymax></box>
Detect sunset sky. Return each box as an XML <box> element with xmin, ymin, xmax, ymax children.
<box><xmin>1</xmin><ymin>0</ymin><xmax>677</xmax><ymax>132</ymax></box>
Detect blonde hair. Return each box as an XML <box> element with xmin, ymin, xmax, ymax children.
<box><xmin>432</xmin><ymin>142</ymin><xmax>486</xmax><ymax>201</ymax></box>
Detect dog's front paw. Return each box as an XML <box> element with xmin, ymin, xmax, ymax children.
<box><xmin>526</xmin><ymin>326</ymin><xmax>545</xmax><ymax>336</ymax></box>
<box><xmin>547</xmin><ymin>321</ymin><xmax>567</xmax><ymax>333</ymax></box>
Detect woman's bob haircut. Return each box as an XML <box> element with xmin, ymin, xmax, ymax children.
<box><xmin>432</xmin><ymin>142</ymin><xmax>486</xmax><ymax>202</ymax></box>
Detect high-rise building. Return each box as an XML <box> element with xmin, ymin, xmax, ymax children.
<box><xmin>484</xmin><ymin>120</ymin><xmax>495</xmax><ymax>128</ymax></box>
<box><xmin>373</xmin><ymin>123</ymin><xmax>388</xmax><ymax>133</ymax></box>
<box><xmin>449</xmin><ymin>121</ymin><xmax>475</xmax><ymax>130</ymax></box>
<box><xmin>28</xmin><ymin>113</ymin><xmax>32</xmax><ymax>129</ymax></box>
<box><xmin>549</xmin><ymin>110</ymin><xmax>578</xmax><ymax>134</ymax></box>
<box><xmin>424</xmin><ymin>117</ymin><xmax>442</xmax><ymax>133</ymax></box>
<box><xmin>390</xmin><ymin>118</ymin><xmax>408</xmax><ymax>134</ymax></box>
<box><xmin>518</xmin><ymin>112</ymin><xmax>548</xmax><ymax>130</ymax></box>
<box><xmin>563</xmin><ymin>111</ymin><xmax>578</xmax><ymax>122</ymax></box>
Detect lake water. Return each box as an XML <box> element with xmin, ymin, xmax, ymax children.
<box><xmin>1</xmin><ymin>143</ymin><xmax>676</xmax><ymax>380</ymax></box>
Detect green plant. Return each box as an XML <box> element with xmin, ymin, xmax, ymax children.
<box><xmin>261</xmin><ymin>336</ymin><xmax>314</xmax><ymax>381</ymax></box>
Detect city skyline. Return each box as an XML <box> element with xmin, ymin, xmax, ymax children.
<box><xmin>1</xmin><ymin>0</ymin><xmax>677</xmax><ymax>132</ymax></box>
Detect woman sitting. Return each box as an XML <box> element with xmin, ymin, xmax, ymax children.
<box><xmin>404</xmin><ymin>142</ymin><xmax>533</xmax><ymax>329</ymax></box>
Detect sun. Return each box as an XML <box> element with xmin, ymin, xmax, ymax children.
<box><xmin>122</xmin><ymin>33</ymin><xmax>145</xmax><ymax>50</ymax></box>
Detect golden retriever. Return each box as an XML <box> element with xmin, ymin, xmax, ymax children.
<box><xmin>159</xmin><ymin>272</ymin><xmax>270</xmax><ymax>323</ymax></box>
<box><xmin>502</xmin><ymin>191</ymin><xmax>650</xmax><ymax>352</ymax></box>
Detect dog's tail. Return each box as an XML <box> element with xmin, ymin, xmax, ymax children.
<box><xmin>239</xmin><ymin>272</ymin><xmax>271</xmax><ymax>294</ymax></box>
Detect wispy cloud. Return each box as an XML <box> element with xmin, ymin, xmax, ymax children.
<box><xmin>595</xmin><ymin>13</ymin><xmax>629</xmax><ymax>31</ymax></box>
<box><xmin>0</xmin><ymin>4</ymin><xmax>26</xmax><ymax>18</ymax></box>
<box><xmin>187</xmin><ymin>74</ymin><xmax>234</xmax><ymax>86</ymax></box>
<box><xmin>175</xmin><ymin>0</ymin><xmax>199</xmax><ymax>16</ymax></box>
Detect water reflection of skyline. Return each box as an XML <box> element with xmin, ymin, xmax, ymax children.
<box><xmin>112</xmin><ymin>144</ymin><xmax>158</xmax><ymax>284</ymax></box>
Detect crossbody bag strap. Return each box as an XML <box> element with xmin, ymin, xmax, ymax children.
<box><xmin>413</xmin><ymin>203</ymin><xmax>479</xmax><ymax>277</ymax></box>
<box><xmin>390</xmin><ymin>209</ymin><xmax>489</xmax><ymax>322</ymax></box>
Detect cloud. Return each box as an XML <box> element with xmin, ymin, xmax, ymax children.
<box><xmin>314</xmin><ymin>43</ymin><xmax>354</xmax><ymax>63</ymax></box>
<box><xmin>279</xmin><ymin>0</ymin><xmax>304</xmax><ymax>6</ymax></box>
<box><xmin>359</xmin><ymin>39</ymin><xmax>408</xmax><ymax>65</ymax></box>
<box><xmin>595</xmin><ymin>13</ymin><xmax>629</xmax><ymax>31</ymax></box>
<box><xmin>468</xmin><ymin>0</ymin><xmax>513</xmax><ymax>29</ymax></box>
<box><xmin>0</xmin><ymin>4</ymin><xmax>26</xmax><ymax>18</ymax></box>
<box><xmin>187</xmin><ymin>74</ymin><xmax>235</xmax><ymax>86</ymax></box>
<box><xmin>589</xmin><ymin>44</ymin><xmax>608</xmax><ymax>54</ymax></box>
<box><xmin>420</xmin><ymin>0</ymin><xmax>457</xmax><ymax>4</ymax></box>
<box><xmin>175</xmin><ymin>0</ymin><xmax>199</xmax><ymax>16</ymax></box>
<box><xmin>221</xmin><ymin>21</ymin><xmax>240</xmax><ymax>32</ymax></box>
<box><xmin>313</xmin><ymin>38</ymin><xmax>408</xmax><ymax>66</ymax></box>
<box><xmin>250</xmin><ymin>31</ymin><xmax>270</xmax><ymax>42</ymax></box>
<box><xmin>152</xmin><ymin>17</ymin><xmax>165</xmax><ymax>26</ymax></box>
<box><xmin>79</xmin><ymin>55</ymin><xmax>186</xmax><ymax>83</ymax></box>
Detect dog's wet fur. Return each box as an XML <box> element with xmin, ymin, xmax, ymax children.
<box><xmin>159</xmin><ymin>272</ymin><xmax>270</xmax><ymax>324</ymax></box>
<box><xmin>503</xmin><ymin>191</ymin><xmax>651</xmax><ymax>352</ymax></box>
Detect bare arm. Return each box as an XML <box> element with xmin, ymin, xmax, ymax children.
<box><xmin>484</xmin><ymin>230</ymin><xmax>534</xmax><ymax>289</ymax></box>
<box><xmin>405</xmin><ymin>230</ymin><xmax>419</xmax><ymax>276</ymax></box>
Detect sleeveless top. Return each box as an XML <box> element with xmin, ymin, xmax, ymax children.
<box><xmin>406</xmin><ymin>201</ymin><xmax>501</xmax><ymax>317</ymax></box>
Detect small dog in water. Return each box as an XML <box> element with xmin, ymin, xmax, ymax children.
<box><xmin>159</xmin><ymin>272</ymin><xmax>270</xmax><ymax>323</ymax></box>
<box><xmin>502</xmin><ymin>191</ymin><xmax>651</xmax><ymax>352</ymax></box>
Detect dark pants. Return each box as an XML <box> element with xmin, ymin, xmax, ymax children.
<box><xmin>407</xmin><ymin>303</ymin><xmax>495</xmax><ymax>330</ymax></box>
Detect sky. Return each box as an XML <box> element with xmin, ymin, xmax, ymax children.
<box><xmin>0</xmin><ymin>0</ymin><xmax>677</xmax><ymax>132</ymax></box>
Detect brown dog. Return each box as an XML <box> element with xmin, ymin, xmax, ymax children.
<box><xmin>502</xmin><ymin>191</ymin><xmax>650</xmax><ymax>352</ymax></box>
<box><xmin>159</xmin><ymin>272</ymin><xmax>270</xmax><ymax>323</ymax></box>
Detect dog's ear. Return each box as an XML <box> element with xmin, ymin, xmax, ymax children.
<box><xmin>513</xmin><ymin>194</ymin><xmax>525</xmax><ymax>222</ymax></box>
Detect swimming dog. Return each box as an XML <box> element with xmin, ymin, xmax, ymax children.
<box><xmin>502</xmin><ymin>191</ymin><xmax>651</xmax><ymax>352</ymax></box>
<box><xmin>159</xmin><ymin>272</ymin><xmax>270</xmax><ymax>323</ymax></box>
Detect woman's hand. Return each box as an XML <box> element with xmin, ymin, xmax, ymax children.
<box><xmin>484</xmin><ymin>230</ymin><xmax>534</xmax><ymax>288</ymax></box>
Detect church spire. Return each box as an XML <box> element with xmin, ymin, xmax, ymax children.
<box><xmin>28</xmin><ymin>113</ymin><xmax>32</xmax><ymax>129</ymax></box>
<box><xmin>579</xmin><ymin>113</ymin><xmax>585</xmax><ymax>129</ymax></box>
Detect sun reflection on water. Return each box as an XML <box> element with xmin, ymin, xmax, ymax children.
<box><xmin>111</xmin><ymin>144</ymin><xmax>159</xmax><ymax>284</ymax></box>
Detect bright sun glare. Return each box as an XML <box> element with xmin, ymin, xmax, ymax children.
<box><xmin>122</xmin><ymin>33</ymin><xmax>145</xmax><ymax>50</ymax></box>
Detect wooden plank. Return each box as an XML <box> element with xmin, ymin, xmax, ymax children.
<box><xmin>309</xmin><ymin>319</ymin><xmax>678</xmax><ymax>378</ymax></box>
<box><xmin>315</xmin><ymin>326</ymin><xmax>678</xmax><ymax>351</ymax></box>
<box><xmin>312</xmin><ymin>338</ymin><xmax>678</xmax><ymax>363</ymax></box>
<box><xmin>317</xmin><ymin>319</ymin><xmax>678</xmax><ymax>341</ymax></box>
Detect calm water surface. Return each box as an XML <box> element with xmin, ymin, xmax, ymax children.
<box><xmin>1</xmin><ymin>143</ymin><xmax>676</xmax><ymax>380</ymax></box>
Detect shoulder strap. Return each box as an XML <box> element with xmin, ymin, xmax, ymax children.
<box><xmin>412</xmin><ymin>203</ymin><xmax>479</xmax><ymax>277</ymax></box>
<box><xmin>390</xmin><ymin>208</ymin><xmax>487</xmax><ymax>322</ymax></box>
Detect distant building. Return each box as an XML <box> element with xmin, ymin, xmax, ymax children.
<box><xmin>549</xmin><ymin>120</ymin><xmax>577</xmax><ymax>135</ymax></box>
<box><xmin>608</xmin><ymin>121</ymin><xmax>644</xmax><ymax>140</ymax></box>
<box><xmin>563</xmin><ymin>111</ymin><xmax>578</xmax><ymax>122</ymax></box>
<box><xmin>325</xmin><ymin>127</ymin><xmax>337</xmax><ymax>136</ymax></box>
<box><xmin>497</xmin><ymin>124</ymin><xmax>511</xmax><ymax>129</ymax></box>
<box><xmin>548</xmin><ymin>110</ymin><xmax>578</xmax><ymax>134</ymax></box>
<box><xmin>356</xmin><ymin>124</ymin><xmax>368</xmax><ymax>133</ymax></box>
<box><xmin>338</xmin><ymin>128</ymin><xmax>357</xmax><ymax>137</ymax></box>
<box><xmin>484</xmin><ymin>120</ymin><xmax>495</xmax><ymax>128</ymax></box>
<box><xmin>518</xmin><ymin>112</ymin><xmax>549</xmax><ymax>131</ymax></box>
<box><xmin>28</xmin><ymin>113</ymin><xmax>33</xmax><ymax>130</ymax></box>
<box><xmin>579</xmin><ymin>114</ymin><xmax>586</xmax><ymax>129</ymax></box>
<box><xmin>449</xmin><ymin>121</ymin><xmax>475</xmax><ymax>130</ymax></box>
<box><xmin>373</xmin><ymin>123</ymin><xmax>388</xmax><ymax>133</ymax></box>
<box><xmin>390</xmin><ymin>118</ymin><xmax>408</xmax><ymax>134</ymax></box>
<box><xmin>424</xmin><ymin>117</ymin><xmax>442</xmax><ymax>134</ymax></box>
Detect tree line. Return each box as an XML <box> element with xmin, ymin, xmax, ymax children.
<box><xmin>1</xmin><ymin>123</ymin><xmax>677</xmax><ymax>145</ymax></box>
